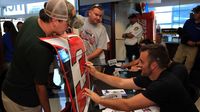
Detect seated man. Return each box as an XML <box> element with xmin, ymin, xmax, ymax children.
<box><xmin>121</xmin><ymin>40</ymin><xmax>198</xmax><ymax>102</ymax></box>
<box><xmin>84</xmin><ymin>44</ymin><xmax>198</xmax><ymax>112</ymax></box>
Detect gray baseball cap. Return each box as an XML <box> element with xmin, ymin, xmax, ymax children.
<box><xmin>44</xmin><ymin>0</ymin><xmax>83</xmax><ymax>28</ymax></box>
<box><xmin>44</xmin><ymin>0</ymin><xmax>69</xmax><ymax>21</ymax></box>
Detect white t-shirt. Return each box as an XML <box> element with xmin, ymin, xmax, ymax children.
<box><xmin>79</xmin><ymin>17</ymin><xmax>108</xmax><ymax>65</ymax></box>
<box><xmin>124</xmin><ymin>22</ymin><xmax>143</xmax><ymax>45</ymax></box>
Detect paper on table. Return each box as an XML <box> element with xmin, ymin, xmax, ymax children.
<box><xmin>115</xmin><ymin>62</ymin><xmax>122</xmax><ymax>67</ymax></box>
<box><xmin>99</xmin><ymin>92</ymin><xmax>122</xmax><ymax>110</ymax></box>
<box><xmin>108</xmin><ymin>59</ymin><xmax>117</xmax><ymax>66</ymax></box>
<box><xmin>134</xmin><ymin>106</ymin><xmax>160</xmax><ymax>112</ymax></box>
<box><xmin>102</xmin><ymin>108</ymin><xmax>125</xmax><ymax>112</ymax></box>
<box><xmin>102</xmin><ymin>89</ymin><xmax>126</xmax><ymax>96</ymax></box>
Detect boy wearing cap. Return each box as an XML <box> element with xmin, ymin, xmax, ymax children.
<box><xmin>79</xmin><ymin>4</ymin><xmax>109</xmax><ymax>66</ymax></box>
<box><xmin>1</xmin><ymin>0</ymin><xmax>76</xmax><ymax>112</ymax></box>
<box><xmin>173</xmin><ymin>5</ymin><xmax>200</xmax><ymax>73</ymax></box>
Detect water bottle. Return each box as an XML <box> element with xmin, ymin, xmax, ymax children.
<box><xmin>132</xmin><ymin>55</ymin><xmax>135</xmax><ymax>61</ymax></box>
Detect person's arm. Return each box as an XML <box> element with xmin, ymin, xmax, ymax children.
<box><xmin>35</xmin><ymin>84</ymin><xmax>51</xmax><ymax>112</ymax></box>
<box><xmin>129</xmin><ymin>65</ymin><xmax>141</xmax><ymax>72</ymax></box>
<box><xmin>122</xmin><ymin>33</ymin><xmax>134</xmax><ymax>39</ymax></box>
<box><xmin>87</xmin><ymin>48</ymin><xmax>103</xmax><ymax>61</ymax></box>
<box><xmin>182</xmin><ymin>19</ymin><xmax>197</xmax><ymax>46</ymax></box>
<box><xmin>84</xmin><ymin>88</ymin><xmax>155</xmax><ymax>111</ymax></box>
<box><xmin>85</xmin><ymin>62</ymin><xmax>141</xmax><ymax>90</ymax></box>
<box><xmin>122</xmin><ymin>59</ymin><xmax>139</xmax><ymax>68</ymax></box>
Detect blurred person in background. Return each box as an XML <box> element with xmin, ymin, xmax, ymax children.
<box><xmin>16</xmin><ymin>21</ymin><xmax>24</xmax><ymax>32</ymax></box>
<box><xmin>121</xmin><ymin>38</ymin><xmax>153</xmax><ymax>71</ymax></box>
<box><xmin>0</xmin><ymin>24</ymin><xmax>6</xmax><ymax>112</ymax></box>
<box><xmin>2</xmin><ymin>21</ymin><xmax>18</xmax><ymax>69</ymax></box>
<box><xmin>173</xmin><ymin>5</ymin><xmax>200</xmax><ymax>73</ymax></box>
<box><xmin>122</xmin><ymin>13</ymin><xmax>144</xmax><ymax>62</ymax></box>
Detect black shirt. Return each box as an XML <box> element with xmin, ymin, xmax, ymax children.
<box><xmin>134</xmin><ymin>70</ymin><xmax>199</xmax><ymax>112</ymax></box>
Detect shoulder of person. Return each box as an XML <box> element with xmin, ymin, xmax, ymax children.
<box><xmin>76</xmin><ymin>15</ymin><xmax>86</xmax><ymax>22</ymax></box>
<box><xmin>26</xmin><ymin>16</ymin><xmax>38</xmax><ymax>22</ymax></box>
<box><xmin>96</xmin><ymin>23</ymin><xmax>106</xmax><ymax>31</ymax></box>
<box><xmin>2</xmin><ymin>32</ymin><xmax>10</xmax><ymax>38</ymax></box>
<box><xmin>168</xmin><ymin>61</ymin><xmax>187</xmax><ymax>72</ymax></box>
<box><xmin>185</xmin><ymin>19</ymin><xmax>194</xmax><ymax>24</ymax></box>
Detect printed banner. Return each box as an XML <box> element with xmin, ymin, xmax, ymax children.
<box><xmin>40</xmin><ymin>34</ymin><xmax>90</xmax><ymax>112</ymax></box>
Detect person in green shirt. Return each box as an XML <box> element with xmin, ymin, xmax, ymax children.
<box><xmin>1</xmin><ymin>0</ymin><xmax>78</xmax><ymax>112</ymax></box>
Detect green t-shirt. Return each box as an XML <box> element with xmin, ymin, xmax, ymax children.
<box><xmin>2</xmin><ymin>16</ymin><xmax>54</xmax><ymax>107</ymax></box>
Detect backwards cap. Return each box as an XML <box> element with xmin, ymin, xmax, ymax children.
<box><xmin>45</xmin><ymin>0</ymin><xmax>69</xmax><ymax>21</ymax></box>
<box><xmin>45</xmin><ymin>0</ymin><xmax>83</xmax><ymax>28</ymax></box>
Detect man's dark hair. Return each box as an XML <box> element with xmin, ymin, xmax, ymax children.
<box><xmin>89</xmin><ymin>4</ymin><xmax>104</xmax><ymax>11</ymax></box>
<box><xmin>128</xmin><ymin>13</ymin><xmax>137</xmax><ymax>19</ymax></box>
<box><xmin>140</xmin><ymin>39</ymin><xmax>154</xmax><ymax>45</ymax></box>
<box><xmin>3</xmin><ymin>21</ymin><xmax>18</xmax><ymax>46</ymax></box>
<box><xmin>192</xmin><ymin>5</ymin><xmax>200</xmax><ymax>13</ymax></box>
<box><xmin>17</xmin><ymin>21</ymin><xmax>23</xmax><ymax>25</ymax></box>
<box><xmin>140</xmin><ymin>44</ymin><xmax>170</xmax><ymax>69</ymax></box>
<box><xmin>86</xmin><ymin>4</ymin><xmax>104</xmax><ymax>17</ymax></box>
<box><xmin>39</xmin><ymin>2</ymin><xmax>51</xmax><ymax>23</ymax></box>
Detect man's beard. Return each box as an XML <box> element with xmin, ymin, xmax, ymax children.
<box><xmin>141</xmin><ymin>64</ymin><xmax>152</xmax><ymax>77</ymax></box>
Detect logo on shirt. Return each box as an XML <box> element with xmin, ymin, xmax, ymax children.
<box><xmin>80</xmin><ymin>30</ymin><xmax>95</xmax><ymax>45</ymax></box>
<box><xmin>134</xmin><ymin>26</ymin><xmax>139</xmax><ymax>31</ymax></box>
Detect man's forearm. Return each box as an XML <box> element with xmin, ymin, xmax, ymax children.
<box><xmin>35</xmin><ymin>84</ymin><xmax>51</xmax><ymax>112</ymax></box>
<box><xmin>98</xmin><ymin>93</ymin><xmax>155</xmax><ymax>111</ymax></box>
<box><xmin>94</xmin><ymin>71</ymin><xmax>128</xmax><ymax>89</ymax></box>
<box><xmin>87</xmin><ymin>48</ymin><xmax>103</xmax><ymax>60</ymax></box>
<box><xmin>99</xmin><ymin>98</ymin><xmax>132</xmax><ymax>111</ymax></box>
<box><xmin>93</xmin><ymin>70</ymin><xmax>141</xmax><ymax>90</ymax></box>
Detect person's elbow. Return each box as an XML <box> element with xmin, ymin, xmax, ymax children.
<box><xmin>117</xmin><ymin>79</ymin><xmax>131</xmax><ymax>89</ymax></box>
<box><xmin>118</xmin><ymin>101</ymin><xmax>134</xmax><ymax>111</ymax></box>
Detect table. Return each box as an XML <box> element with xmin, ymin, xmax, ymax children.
<box><xmin>88</xmin><ymin>65</ymin><xmax>141</xmax><ymax>111</ymax></box>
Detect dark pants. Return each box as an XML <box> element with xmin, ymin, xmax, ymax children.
<box><xmin>0</xmin><ymin>69</ymin><xmax>7</xmax><ymax>112</ymax></box>
<box><xmin>125</xmin><ymin>44</ymin><xmax>140</xmax><ymax>62</ymax></box>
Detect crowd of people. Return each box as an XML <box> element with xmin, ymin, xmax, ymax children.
<box><xmin>0</xmin><ymin>0</ymin><xmax>199</xmax><ymax>111</ymax></box>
